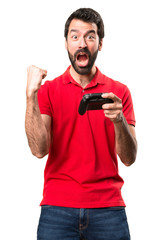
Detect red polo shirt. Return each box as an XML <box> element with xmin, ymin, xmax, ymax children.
<box><xmin>38</xmin><ymin>66</ymin><xmax>136</xmax><ymax>208</ymax></box>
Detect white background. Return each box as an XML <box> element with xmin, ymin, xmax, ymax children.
<box><xmin>0</xmin><ymin>0</ymin><xmax>160</xmax><ymax>239</ymax></box>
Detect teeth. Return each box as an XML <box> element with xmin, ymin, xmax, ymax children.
<box><xmin>79</xmin><ymin>53</ymin><xmax>86</xmax><ymax>55</ymax></box>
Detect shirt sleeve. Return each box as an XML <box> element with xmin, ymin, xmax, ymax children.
<box><xmin>122</xmin><ymin>86</ymin><xmax>136</xmax><ymax>126</ymax></box>
<box><xmin>37</xmin><ymin>81</ymin><xmax>52</xmax><ymax>117</ymax></box>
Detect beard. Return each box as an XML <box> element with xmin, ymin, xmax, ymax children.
<box><xmin>67</xmin><ymin>47</ymin><xmax>99</xmax><ymax>75</ymax></box>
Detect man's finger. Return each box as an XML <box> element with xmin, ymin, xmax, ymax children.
<box><xmin>102</xmin><ymin>92</ymin><xmax>121</xmax><ymax>102</ymax></box>
<box><xmin>42</xmin><ymin>69</ymin><xmax>47</xmax><ymax>79</ymax></box>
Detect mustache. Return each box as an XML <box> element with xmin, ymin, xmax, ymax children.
<box><xmin>74</xmin><ymin>47</ymin><xmax>91</xmax><ymax>59</ymax></box>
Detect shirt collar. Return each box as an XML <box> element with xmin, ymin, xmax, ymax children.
<box><xmin>62</xmin><ymin>66</ymin><xmax>106</xmax><ymax>88</ymax></box>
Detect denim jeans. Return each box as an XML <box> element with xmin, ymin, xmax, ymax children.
<box><xmin>37</xmin><ymin>206</ymin><xmax>130</xmax><ymax>240</ymax></box>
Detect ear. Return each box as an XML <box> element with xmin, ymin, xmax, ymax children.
<box><xmin>98</xmin><ymin>39</ymin><xmax>103</xmax><ymax>51</ymax></box>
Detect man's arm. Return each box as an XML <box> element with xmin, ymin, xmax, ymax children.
<box><xmin>102</xmin><ymin>92</ymin><xmax>137</xmax><ymax>166</ymax></box>
<box><xmin>25</xmin><ymin>65</ymin><xmax>51</xmax><ymax>158</ymax></box>
<box><xmin>114</xmin><ymin>118</ymin><xmax>137</xmax><ymax>166</ymax></box>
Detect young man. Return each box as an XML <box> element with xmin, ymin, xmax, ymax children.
<box><xmin>26</xmin><ymin>8</ymin><xmax>137</xmax><ymax>240</ymax></box>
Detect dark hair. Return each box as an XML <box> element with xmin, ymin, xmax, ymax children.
<box><xmin>64</xmin><ymin>8</ymin><xmax>105</xmax><ymax>41</ymax></box>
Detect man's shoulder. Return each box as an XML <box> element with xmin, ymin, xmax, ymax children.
<box><xmin>99</xmin><ymin>71</ymin><xmax>127</xmax><ymax>90</ymax></box>
<box><xmin>41</xmin><ymin>73</ymin><xmax>65</xmax><ymax>90</ymax></box>
<box><xmin>44</xmin><ymin>67</ymin><xmax>70</xmax><ymax>87</ymax></box>
<box><xmin>45</xmin><ymin>74</ymin><xmax>63</xmax><ymax>85</ymax></box>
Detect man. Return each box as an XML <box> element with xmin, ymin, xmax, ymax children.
<box><xmin>25</xmin><ymin>8</ymin><xmax>137</xmax><ymax>240</ymax></box>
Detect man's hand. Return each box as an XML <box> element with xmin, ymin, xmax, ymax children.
<box><xmin>102</xmin><ymin>92</ymin><xmax>137</xmax><ymax>166</ymax></box>
<box><xmin>26</xmin><ymin>65</ymin><xmax>47</xmax><ymax>97</ymax></box>
<box><xmin>25</xmin><ymin>65</ymin><xmax>51</xmax><ymax>158</ymax></box>
<box><xmin>102</xmin><ymin>92</ymin><xmax>123</xmax><ymax>123</ymax></box>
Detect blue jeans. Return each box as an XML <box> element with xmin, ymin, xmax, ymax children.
<box><xmin>37</xmin><ymin>206</ymin><xmax>130</xmax><ymax>240</ymax></box>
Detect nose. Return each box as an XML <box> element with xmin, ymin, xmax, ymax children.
<box><xmin>79</xmin><ymin>37</ymin><xmax>87</xmax><ymax>49</ymax></box>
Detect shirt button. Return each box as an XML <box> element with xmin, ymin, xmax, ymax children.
<box><xmin>82</xmin><ymin>89</ymin><xmax>85</xmax><ymax>93</ymax></box>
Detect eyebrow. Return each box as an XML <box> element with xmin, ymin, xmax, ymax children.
<box><xmin>70</xmin><ymin>29</ymin><xmax>96</xmax><ymax>35</ymax></box>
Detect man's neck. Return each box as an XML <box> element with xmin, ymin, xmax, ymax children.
<box><xmin>69</xmin><ymin>65</ymin><xmax>97</xmax><ymax>88</ymax></box>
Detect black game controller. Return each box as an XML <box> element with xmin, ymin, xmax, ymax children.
<box><xmin>78</xmin><ymin>93</ymin><xmax>114</xmax><ymax>115</ymax></box>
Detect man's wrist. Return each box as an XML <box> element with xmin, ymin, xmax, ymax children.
<box><xmin>113</xmin><ymin>111</ymin><xmax>124</xmax><ymax>125</ymax></box>
<box><xmin>26</xmin><ymin>88</ymin><xmax>38</xmax><ymax>100</ymax></box>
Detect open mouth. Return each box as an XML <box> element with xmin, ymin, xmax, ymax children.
<box><xmin>76</xmin><ymin>52</ymin><xmax>89</xmax><ymax>67</ymax></box>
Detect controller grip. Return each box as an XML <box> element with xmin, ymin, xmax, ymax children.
<box><xmin>78</xmin><ymin>99</ymin><xmax>88</xmax><ymax>115</ymax></box>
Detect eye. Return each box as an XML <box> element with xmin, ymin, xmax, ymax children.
<box><xmin>86</xmin><ymin>35</ymin><xmax>95</xmax><ymax>40</ymax></box>
<box><xmin>72</xmin><ymin>35</ymin><xmax>78</xmax><ymax>40</ymax></box>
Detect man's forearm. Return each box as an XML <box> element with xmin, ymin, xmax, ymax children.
<box><xmin>25</xmin><ymin>93</ymin><xmax>49</xmax><ymax>158</ymax></box>
<box><xmin>114</xmin><ymin>114</ymin><xmax>137</xmax><ymax>166</ymax></box>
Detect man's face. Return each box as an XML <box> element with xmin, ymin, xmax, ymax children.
<box><xmin>65</xmin><ymin>19</ymin><xmax>103</xmax><ymax>75</ymax></box>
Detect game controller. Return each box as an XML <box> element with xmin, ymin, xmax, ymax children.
<box><xmin>78</xmin><ymin>93</ymin><xmax>114</xmax><ymax>115</ymax></box>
